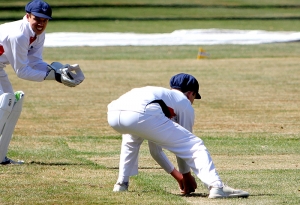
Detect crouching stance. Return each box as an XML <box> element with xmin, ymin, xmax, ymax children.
<box><xmin>0</xmin><ymin>0</ymin><xmax>85</xmax><ymax>164</ymax></box>
<box><xmin>108</xmin><ymin>73</ymin><xmax>249</xmax><ymax>198</ymax></box>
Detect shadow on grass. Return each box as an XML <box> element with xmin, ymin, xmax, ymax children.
<box><xmin>248</xmin><ymin>194</ymin><xmax>277</xmax><ymax>197</ymax></box>
<box><xmin>108</xmin><ymin>166</ymin><xmax>163</xmax><ymax>170</ymax></box>
<box><xmin>28</xmin><ymin>161</ymin><xmax>87</xmax><ymax>166</ymax></box>
<box><xmin>181</xmin><ymin>193</ymin><xmax>276</xmax><ymax>198</ymax></box>
<box><xmin>128</xmin><ymin>189</ymin><xmax>209</xmax><ymax>197</ymax></box>
<box><xmin>179</xmin><ymin>193</ymin><xmax>209</xmax><ymax>198</ymax></box>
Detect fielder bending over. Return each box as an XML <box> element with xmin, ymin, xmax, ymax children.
<box><xmin>0</xmin><ymin>0</ymin><xmax>84</xmax><ymax>165</ymax></box>
<box><xmin>107</xmin><ymin>73</ymin><xmax>249</xmax><ymax>198</ymax></box>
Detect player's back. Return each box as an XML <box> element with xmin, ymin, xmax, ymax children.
<box><xmin>108</xmin><ymin>86</ymin><xmax>191</xmax><ymax>114</ymax></box>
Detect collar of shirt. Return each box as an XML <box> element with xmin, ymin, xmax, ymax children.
<box><xmin>22</xmin><ymin>15</ymin><xmax>38</xmax><ymax>45</ymax></box>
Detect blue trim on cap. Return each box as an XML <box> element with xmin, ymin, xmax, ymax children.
<box><xmin>31</xmin><ymin>12</ymin><xmax>52</xmax><ymax>19</ymax></box>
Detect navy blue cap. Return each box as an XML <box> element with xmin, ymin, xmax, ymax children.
<box><xmin>25</xmin><ymin>0</ymin><xmax>52</xmax><ymax>19</ymax></box>
<box><xmin>170</xmin><ymin>73</ymin><xmax>201</xmax><ymax>99</ymax></box>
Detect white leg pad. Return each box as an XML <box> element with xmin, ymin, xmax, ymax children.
<box><xmin>0</xmin><ymin>93</ymin><xmax>15</xmax><ymax>134</ymax></box>
<box><xmin>0</xmin><ymin>91</ymin><xmax>24</xmax><ymax>162</ymax></box>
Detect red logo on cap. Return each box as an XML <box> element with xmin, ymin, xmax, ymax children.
<box><xmin>0</xmin><ymin>45</ymin><xmax>4</xmax><ymax>56</ymax></box>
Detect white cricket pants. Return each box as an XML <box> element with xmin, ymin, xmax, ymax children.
<box><xmin>107</xmin><ymin>108</ymin><xmax>222</xmax><ymax>187</ymax></box>
<box><xmin>0</xmin><ymin>69</ymin><xmax>14</xmax><ymax>94</ymax></box>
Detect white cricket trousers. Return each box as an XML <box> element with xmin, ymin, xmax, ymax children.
<box><xmin>107</xmin><ymin>109</ymin><xmax>222</xmax><ymax>187</ymax></box>
<box><xmin>0</xmin><ymin>69</ymin><xmax>14</xmax><ymax>94</ymax></box>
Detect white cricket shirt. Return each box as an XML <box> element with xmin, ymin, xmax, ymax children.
<box><xmin>108</xmin><ymin>86</ymin><xmax>195</xmax><ymax>132</ymax></box>
<box><xmin>0</xmin><ymin>16</ymin><xmax>48</xmax><ymax>81</ymax></box>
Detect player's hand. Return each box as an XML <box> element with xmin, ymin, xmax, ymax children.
<box><xmin>181</xmin><ymin>172</ymin><xmax>197</xmax><ymax>195</ymax></box>
<box><xmin>177</xmin><ymin>178</ymin><xmax>184</xmax><ymax>193</ymax></box>
<box><xmin>170</xmin><ymin>168</ymin><xmax>185</xmax><ymax>193</ymax></box>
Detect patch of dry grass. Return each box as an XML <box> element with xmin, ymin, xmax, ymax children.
<box><xmin>10</xmin><ymin>57</ymin><xmax>300</xmax><ymax>137</ymax></box>
<box><xmin>1</xmin><ymin>57</ymin><xmax>299</xmax><ymax>204</ymax></box>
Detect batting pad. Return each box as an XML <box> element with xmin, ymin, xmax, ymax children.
<box><xmin>0</xmin><ymin>91</ymin><xmax>24</xmax><ymax>162</ymax></box>
<box><xmin>0</xmin><ymin>93</ymin><xmax>15</xmax><ymax>134</ymax></box>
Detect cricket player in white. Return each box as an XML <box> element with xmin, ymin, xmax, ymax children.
<box><xmin>107</xmin><ymin>73</ymin><xmax>249</xmax><ymax>198</ymax></box>
<box><xmin>0</xmin><ymin>0</ymin><xmax>84</xmax><ymax>165</ymax></box>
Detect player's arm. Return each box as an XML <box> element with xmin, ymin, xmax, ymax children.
<box><xmin>175</xmin><ymin>104</ymin><xmax>198</xmax><ymax>194</ymax></box>
<box><xmin>27</xmin><ymin>32</ymin><xmax>48</xmax><ymax>72</ymax></box>
<box><xmin>174</xmin><ymin>103</ymin><xmax>195</xmax><ymax>173</ymax></box>
<box><xmin>148</xmin><ymin>142</ymin><xmax>183</xmax><ymax>189</ymax></box>
<box><xmin>5</xmin><ymin>32</ymin><xmax>83</xmax><ymax>87</ymax></box>
<box><xmin>148</xmin><ymin>141</ymin><xmax>174</xmax><ymax>173</ymax></box>
<box><xmin>26</xmin><ymin>36</ymin><xmax>84</xmax><ymax>87</ymax></box>
<box><xmin>148</xmin><ymin>141</ymin><xmax>198</xmax><ymax>194</ymax></box>
<box><xmin>4</xmin><ymin>34</ymin><xmax>47</xmax><ymax>81</ymax></box>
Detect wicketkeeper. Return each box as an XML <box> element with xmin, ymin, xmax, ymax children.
<box><xmin>0</xmin><ymin>0</ymin><xmax>85</xmax><ymax>165</ymax></box>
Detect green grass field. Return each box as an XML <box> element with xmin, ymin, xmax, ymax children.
<box><xmin>0</xmin><ymin>1</ymin><xmax>299</xmax><ymax>204</ymax></box>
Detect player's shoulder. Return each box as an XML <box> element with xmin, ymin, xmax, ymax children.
<box><xmin>1</xmin><ymin>19</ymin><xmax>23</xmax><ymax>29</ymax></box>
<box><xmin>8</xmin><ymin>21</ymin><xmax>35</xmax><ymax>43</ymax></box>
<box><xmin>170</xmin><ymin>89</ymin><xmax>186</xmax><ymax>98</ymax></box>
<box><xmin>2</xmin><ymin>20</ymin><xmax>26</xmax><ymax>36</ymax></box>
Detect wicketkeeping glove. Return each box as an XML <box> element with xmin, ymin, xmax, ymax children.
<box><xmin>44</xmin><ymin>62</ymin><xmax>78</xmax><ymax>87</ymax></box>
<box><xmin>65</xmin><ymin>64</ymin><xmax>85</xmax><ymax>85</ymax></box>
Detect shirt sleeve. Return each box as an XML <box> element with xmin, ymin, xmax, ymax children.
<box><xmin>176</xmin><ymin>156</ymin><xmax>191</xmax><ymax>174</ymax></box>
<box><xmin>27</xmin><ymin>34</ymin><xmax>48</xmax><ymax>72</ymax></box>
<box><xmin>175</xmin><ymin>101</ymin><xmax>195</xmax><ymax>173</ymax></box>
<box><xmin>176</xmin><ymin>103</ymin><xmax>195</xmax><ymax>132</ymax></box>
<box><xmin>4</xmin><ymin>33</ymin><xmax>48</xmax><ymax>81</ymax></box>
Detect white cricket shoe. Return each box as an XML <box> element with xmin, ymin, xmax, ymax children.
<box><xmin>113</xmin><ymin>182</ymin><xmax>128</xmax><ymax>192</ymax></box>
<box><xmin>208</xmin><ymin>184</ymin><xmax>249</xmax><ymax>198</ymax></box>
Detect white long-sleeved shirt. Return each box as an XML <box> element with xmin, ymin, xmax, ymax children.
<box><xmin>108</xmin><ymin>86</ymin><xmax>195</xmax><ymax>132</ymax></box>
<box><xmin>0</xmin><ymin>16</ymin><xmax>48</xmax><ymax>81</ymax></box>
